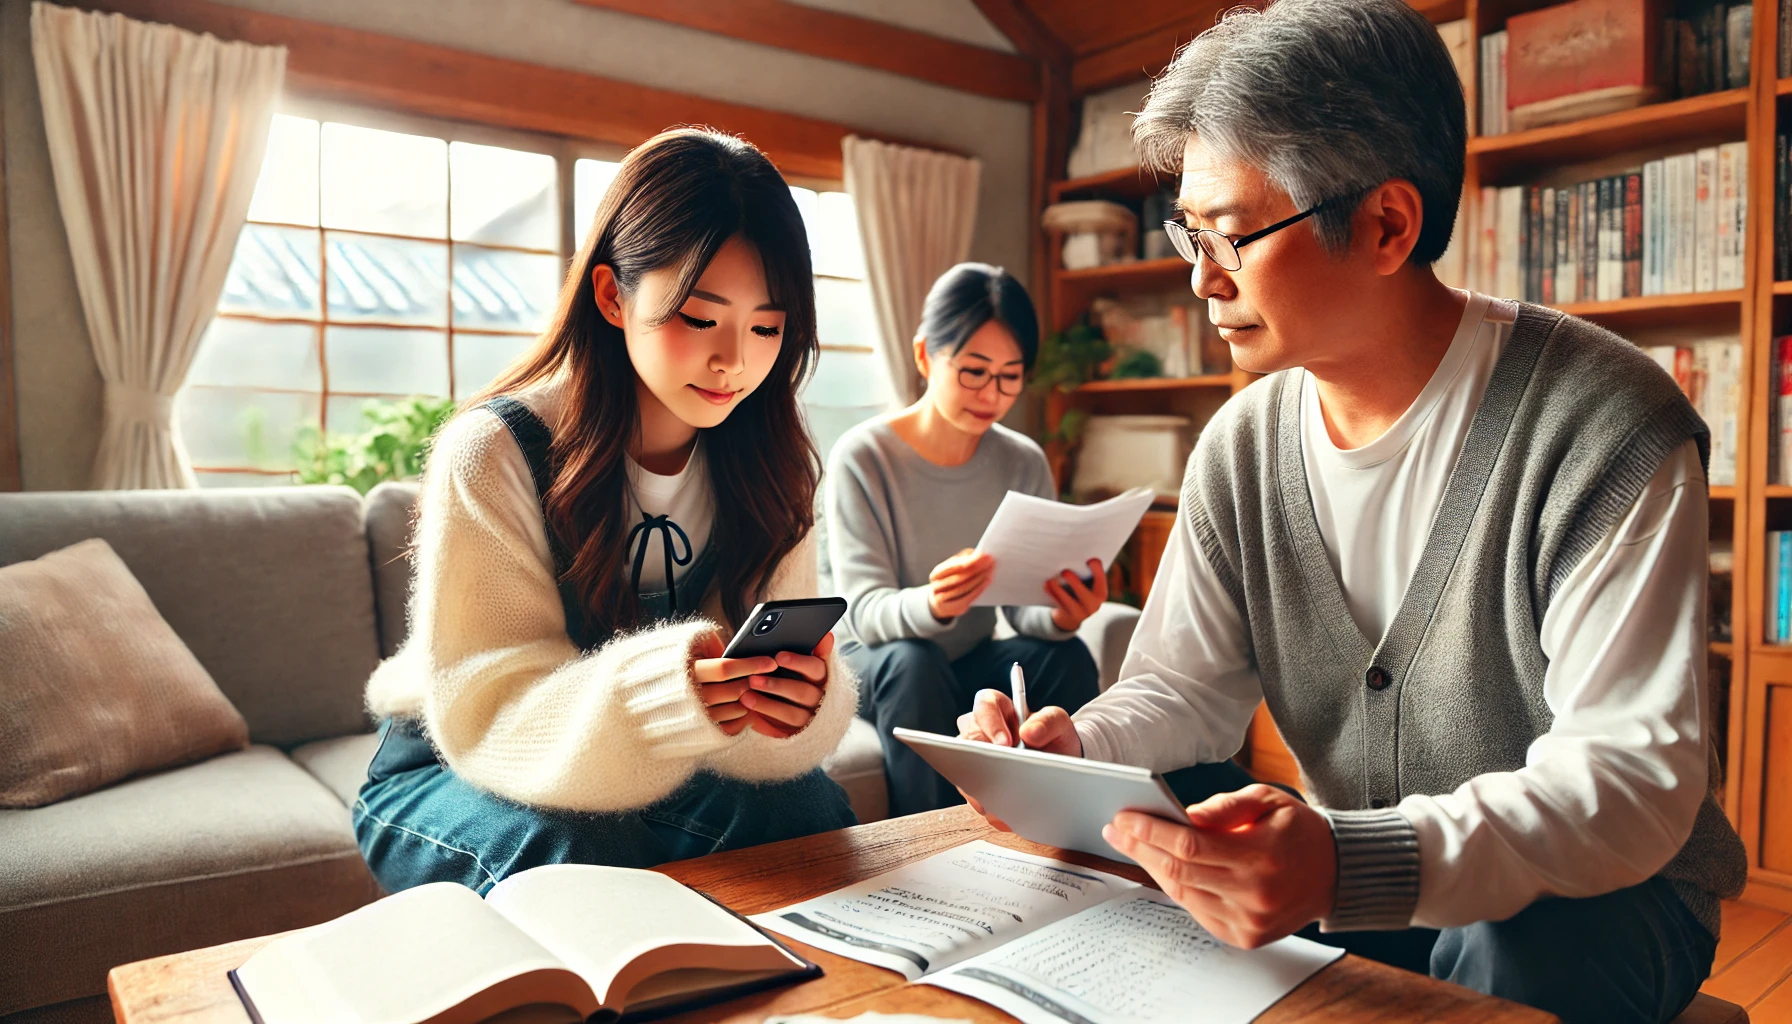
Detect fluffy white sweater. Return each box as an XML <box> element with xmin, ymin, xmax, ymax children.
<box><xmin>365</xmin><ymin>386</ymin><xmax>859</xmax><ymax>812</ymax></box>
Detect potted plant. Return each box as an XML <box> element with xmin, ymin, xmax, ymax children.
<box><xmin>291</xmin><ymin>395</ymin><xmax>458</xmax><ymax>495</ymax></box>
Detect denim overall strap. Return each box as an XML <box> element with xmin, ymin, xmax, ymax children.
<box><xmin>368</xmin><ymin>395</ymin><xmax>587</xmax><ymax>783</ymax></box>
<box><xmin>481</xmin><ymin>395</ymin><xmax>606</xmax><ymax>649</ymax></box>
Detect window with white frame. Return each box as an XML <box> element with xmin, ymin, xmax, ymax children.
<box><xmin>787</xmin><ymin>186</ymin><xmax>889</xmax><ymax>460</ymax></box>
<box><xmin>185</xmin><ymin>118</ymin><xmax>887</xmax><ymax>486</ymax></box>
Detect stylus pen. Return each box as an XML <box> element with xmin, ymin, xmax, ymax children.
<box><xmin>1010</xmin><ymin>662</ymin><xmax>1029</xmax><ymax>750</ymax></box>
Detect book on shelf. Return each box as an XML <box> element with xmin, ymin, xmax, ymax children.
<box><xmin>1624</xmin><ymin>172</ymin><xmax>1643</xmax><ymax>298</ymax></box>
<box><xmin>1779</xmin><ymin>133</ymin><xmax>1792</xmax><ymax>282</ymax></box>
<box><xmin>1782</xmin><ymin>0</ymin><xmax>1792</xmax><ymax>77</ymax></box>
<box><xmin>225</xmin><ymin>864</ymin><xmax>820</xmax><ymax>1024</ymax></box>
<box><xmin>1480</xmin><ymin>30</ymin><xmax>1509</xmax><ymax>137</ymax></box>
<box><xmin>1506</xmin><ymin>0</ymin><xmax>1665</xmax><ymax>131</ymax></box>
<box><xmin>1727</xmin><ymin>3</ymin><xmax>1753</xmax><ymax>89</ymax></box>
<box><xmin>1716</xmin><ymin>143</ymin><xmax>1746</xmax><ymax>291</ymax></box>
<box><xmin>1695</xmin><ymin>147</ymin><xmax>1717</xmax><ymax>293</ymax></box>
<box><xmin>1769</xmin><ymin>532</ymin><xmax>1792</xmax><ymax>644</ymax></box>
<box><xmin>1478</xmin><ymin>2</ymin><xmax>1748</xmax><ymax>139</ymax></box>
<box><xmin>1467</xmin><ymin>142</ymin><xmax>1745</xmax><ymax>303</ymax></box>
<box><xmin>1771</xmin><ymin>337</ymin><xmax>1792</xmax><ymax>484</ymax></box>
<box><xmin>1641</xmin><ymin>334</ymin><xmax>1741</xmax><ymax>485</ymax></box>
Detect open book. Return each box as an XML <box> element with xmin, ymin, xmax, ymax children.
<box><xmin>752</xmin><ymin>841</ymin><xmax>1341</xmax><ymax>1024</ymax></box>
<box><xmin>229</xmin><ymin>864</ymin><xmax>818</xmax><ymax>1024</ymax></box>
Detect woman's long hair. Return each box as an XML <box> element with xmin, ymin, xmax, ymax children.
<box><xmin>468</xmin><ymin>128</ymin><xmax>820</xmax><ymax>637</ymax></box>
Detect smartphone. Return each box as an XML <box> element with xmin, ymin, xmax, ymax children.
<box><xmin>722</xmin><ymin>597</ymin><xmax>847</xmax><ymax>678</ymax></box>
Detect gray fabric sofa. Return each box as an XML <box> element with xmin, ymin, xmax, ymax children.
<box><xmin>0</xmin><ymin>484</ymin><xmax>1139</xmax><ymax>1023</ymax></box>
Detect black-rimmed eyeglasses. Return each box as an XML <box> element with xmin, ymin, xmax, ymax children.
<box><xmin>1163</xmin><ymin>199</ymin><xmax>1333</xmax><ymax>272</ymax></box>
<box><xmin>955</xmin><ymin>362</ymin><xmax>1025</xmax><ymax>396</ymax></box>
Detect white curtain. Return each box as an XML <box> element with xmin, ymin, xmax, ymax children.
<box><xmin>32</xmin><ymin>3</ymin><xmax>285</xmax><ymax>489</ymax></box>
<box><xmin>843</xmin><ymin>136</ymin><xmax>982</xmax><ymax>408</ymax></box>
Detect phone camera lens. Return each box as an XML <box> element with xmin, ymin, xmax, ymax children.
<box><xmin>754</xmin><ymin>611</ymin><xmax>782</xmax><ymax>635</ymax></box>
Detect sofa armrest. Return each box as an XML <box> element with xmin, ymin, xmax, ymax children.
<box><xmin>1078</xmin><ymin>602</ymin><xmax>1140</xmax><ymax>692</ymax></box>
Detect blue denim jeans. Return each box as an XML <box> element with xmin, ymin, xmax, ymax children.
<box><xmin>353</xmin><ymin>719</ymin><xmax>858</xmax><ymax>895</ymax></box>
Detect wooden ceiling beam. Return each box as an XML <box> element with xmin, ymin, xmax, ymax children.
<box><xmin>61</xmin><ymin>0</ymin><xmax>963</xmax><ymax>181</ymax></box>
<box><xmin>1070</xmin><ymin>0</ymin><xmax>1461</xmax><ymax>97</ymax></box>
<box><xmin>1072</xmin><ymin>22</ymin><xmax>1197</xmax><ymax>96</ymax></box>
<box><xmin>968</xmin><ymin>0</ymin><xmax>1071</xmax><ymax>75</ymax></box>
<box><xmin>572</xmin><ymin>0</ymin><xmax>1039</xmax><ymax>104</ymax></box>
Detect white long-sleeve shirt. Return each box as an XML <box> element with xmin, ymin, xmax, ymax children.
<box><xmin>1073</xmin><ymin>292</ymin><xmax>1713</xmax><ymax>929</ymax></box>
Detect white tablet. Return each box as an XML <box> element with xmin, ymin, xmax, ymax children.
<box><xmin>892</xmin><ymin>728</ymin><xmax>1188</xmax><ymax>865</ymax></box>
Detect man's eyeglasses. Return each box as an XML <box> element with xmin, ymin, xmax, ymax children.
<box><xmin>1162</xmin><ymin>197</ymin><xmax>1340</xmax><ymax>272</ymax></box>
<box><xmin>954</xmin><ymin>362</ymin><xmax>1025</xmax><ymax>397</ymax></box>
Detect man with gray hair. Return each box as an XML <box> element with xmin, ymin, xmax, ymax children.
<box><xmin>957</xmin><ymin>1</ymin><xmax>1748</xmax><ymax>1020</ymax></box>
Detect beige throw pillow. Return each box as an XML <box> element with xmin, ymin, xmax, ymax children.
<box><xmin>0</xmin><ymin>538</ymin><xmax>249</xmax><ymax>808</ymax></box>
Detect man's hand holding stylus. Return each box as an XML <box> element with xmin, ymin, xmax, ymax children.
<box><xmin>954</xmin><ymin>689</ymin><xmax>1082</xmax><ymax>830</ymax></box>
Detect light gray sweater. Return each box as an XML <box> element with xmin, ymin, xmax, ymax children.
<box><xmin>822</xmin><ymin>417</ymin><xmax>1073</xmax><ymax>661</ymax></box>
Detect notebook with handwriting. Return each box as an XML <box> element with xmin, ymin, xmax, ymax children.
<box><xmin>752</xmin><ymin>841</ymin><xmax>1340</xmax><ymax>1024</ymax></box>
<box><xmin>229</xmin><ymin>863</ymin><xmax>818</xmax><ymax>1024</ymax></box>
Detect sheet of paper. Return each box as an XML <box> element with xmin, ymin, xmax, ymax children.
<box><xmin>749</xmin><ymin>841</ymin><xmax>1139</xmax><ymax>982</ymax></box>
<box><xmin>922</xmin><ymin>890</ymin><xmax>1343</xmax><ymax>1024</ymax></box>
<box><xmin>972</xmin><ymin>488</ymin><xmax>1155</xmax><ymax>607</ymax></box>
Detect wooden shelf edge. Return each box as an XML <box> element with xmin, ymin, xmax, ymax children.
<box><xmin>1074</xmin><ymin>374</ymin><xmax>1235</xmax><ymax>393</ymax></box>
<box><xmin>1710</xmin><ymin>485</ymin><xmax>1736</xmax><ymax>500</ymax></box>
<box><xmin>1050</xmin><ymin>165</ymin><xmax>1172</xmax><ymax>201</ymax></box>
<box><xmin>1553</xmin><ymin>290</ymin><xmax>1746</xmax><ymax>317</ymax></box>
<box><xmin>1054</xmin><ymin>257</ymin><xmax>1188</xmax><ymax>283</ymax></box>
<box><xmin>1742</xmin><ymin>876</ymin><xmax>1792</xmax><ymax>915</ymax></box>
<box><xmin>1710</xmin><ymin>641</ymin><xmax>1734</xmax><ymax>657</ymax></box>
<box><xmin>1772</xmin><ymin>280</ymin><xmax>1792</xmax><ymax>294</ymax></box>
<box><xmin>1766</xmin><ymin>485</ymin><xmax>1792</xmax><ymax>498</ymax></box>
<box><xmin>1467</xmin><ymin>88</ymin><xmax>1749</xmax><ymax>157</ymax></box>
<box><xmin>1778</xmin><ymin>77</ymin><xmax>1792</xmax><ymax>96</ymax></box>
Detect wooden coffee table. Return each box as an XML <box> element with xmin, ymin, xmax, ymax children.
<box><xmin>107</xmin><ymin>805</ymin><xmax>1554</xmax><ymax>1023</ymax></box>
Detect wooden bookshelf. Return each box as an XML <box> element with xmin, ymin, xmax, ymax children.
<box><xmin>1034</xmin><ymin>0</ymin><xmax>1791</xmax><ymax>900</ymax></box>
<box><xmin>1468</xmin><ymin>88</ymin><xmax>1749</xmax><ymax>181</ymax></box>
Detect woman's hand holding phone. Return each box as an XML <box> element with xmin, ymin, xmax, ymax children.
<box><xmin>692</xmin><ymin>631</ymin><xmax>833</xmax><ymax>738</ymax></box>
<box><xmin>1045</xmin><ymin>558</ymin><xmax>1108</xmax><ymax>632</ymax></box>
<box><xmin>929</xmin><ymin>549</ymin><xmax>995</xmax><ymax>621</ymax></box>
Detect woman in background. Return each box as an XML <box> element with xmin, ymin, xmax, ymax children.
<box><xmin>825</xmin><ymin>263</ymin><xmax>1104</xmax><ymax>817</ymax></box>
<box><xmin>354</xmin><ymin>129</ymin><xmax>858</xmax><ymax>894</ymax></box>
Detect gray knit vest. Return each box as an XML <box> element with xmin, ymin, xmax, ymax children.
<box><xmin>1184</xmin><ymin>304</ymin><xmax>1747</xmax><ymax>934</ymax></box>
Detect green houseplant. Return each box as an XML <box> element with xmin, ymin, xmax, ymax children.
<box><xmin>292</xmin><ymin>395</ymin><xmax>457</xmax><ymax>495</ymax></box>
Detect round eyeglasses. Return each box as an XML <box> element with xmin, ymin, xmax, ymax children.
<box><xmin>955</xmin><ymin>363</ymin><xmax>1025</xmax><ymax>396</ymax></box>
<box><xmin>1162</xmin><ymin>199</ymin><xmax>1332</xmax><ymax>272</ymax></box>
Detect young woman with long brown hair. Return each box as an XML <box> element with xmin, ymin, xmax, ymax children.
<box><xmin>353</xmin><ymin>128</ymin><xmax>859</xmax><ymax>893</ymax></box>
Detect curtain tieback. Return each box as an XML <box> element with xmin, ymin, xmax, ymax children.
<box><xmin>104</xmin><ymin>383</ymin><xmax>175</xmax><ymax>424</ymax></box>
